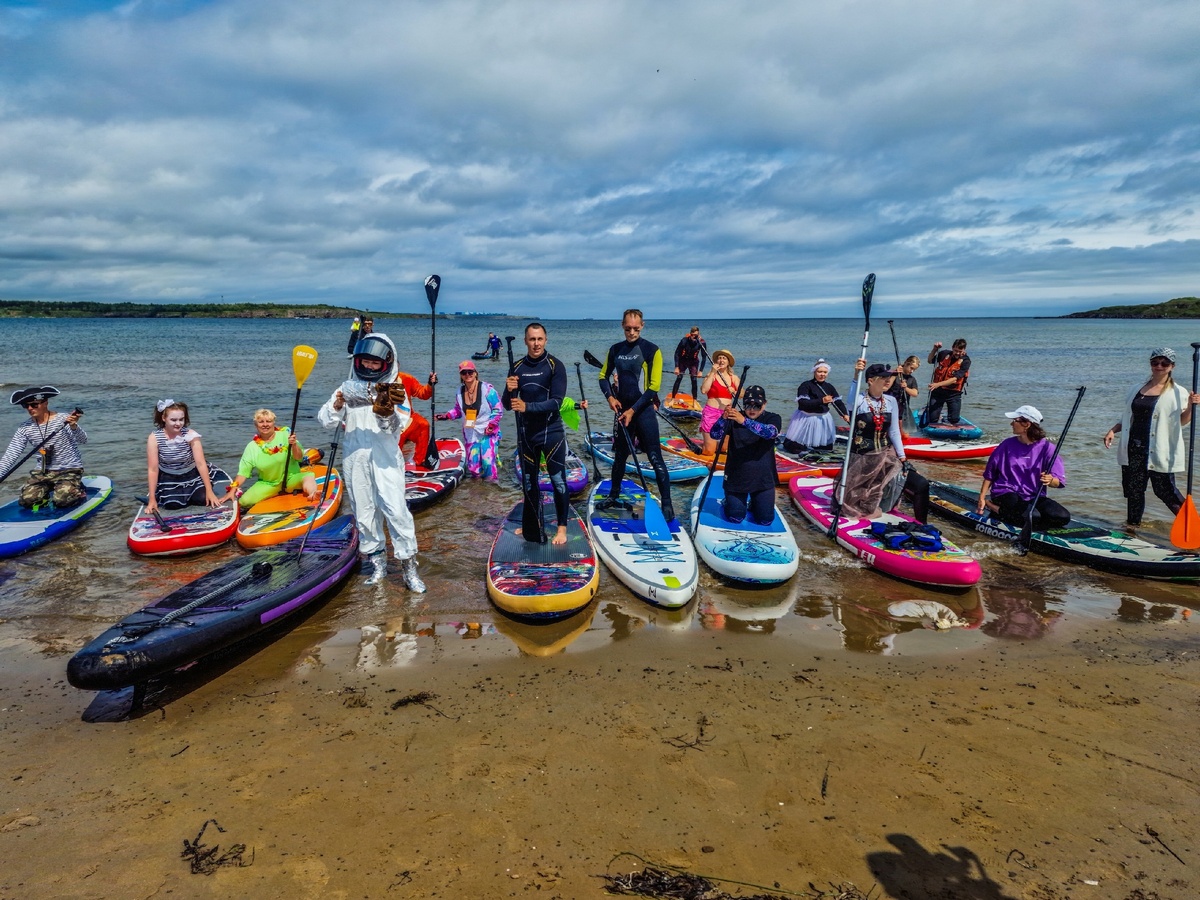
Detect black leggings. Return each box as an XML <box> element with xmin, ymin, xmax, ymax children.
<box><xmin>994</xmin><ymin>491</ymin><xmax>1071</xmax><ymax>530</ymax></box>
<box><xmin>671</xmin><ymin>371</ymin><xmax>699</xmax><ymax>398</ymax></box>
<box><xmin>609</xmin><ymin>407</ymin><xmax>673</xmax><ymax>516</ymax></box>
<box><xmin>1122</xmin><ymin>440</ymin><xmax>1183</xmax><ymax>524</ymax></box>
<box><xmin>519</xmin><ymin>434</ymin><xmax>570</xmax><ymax>540</ymax></box>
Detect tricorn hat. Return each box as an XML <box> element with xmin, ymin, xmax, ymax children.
<box><xmin>10</xmin><ymin>385</ymin><xmax>59</xmax><ymax>406</ymax></box>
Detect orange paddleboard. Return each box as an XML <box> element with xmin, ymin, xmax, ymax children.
<box><xmin>235</xmin><ymin>464</ymin><xmax>343</xmax><ymax>549</ymax></box>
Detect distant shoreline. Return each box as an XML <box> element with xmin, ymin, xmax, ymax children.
<box><xmin>1061</xmin><ymin>296</ymin><xmax>1200</xmax><ymax>318</ymax></box>
<box><xmin>0</xmin><ymin>300</ymin><xmax>520</xmax><ymax>319</ymax></box>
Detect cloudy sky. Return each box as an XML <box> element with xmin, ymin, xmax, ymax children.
<box><xmin>1</xmin><ymin>0</ymin><xmax>1197</xmax><ymax>318</ymax></box>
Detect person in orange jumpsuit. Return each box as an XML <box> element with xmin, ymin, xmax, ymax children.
<box><xmin>395</xmin><ymin>369</ymin><xmax>439</xmax><ymax>469</ymax></box>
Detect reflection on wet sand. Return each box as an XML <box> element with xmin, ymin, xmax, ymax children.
<box><xmin>977</xmin><ymin>585</ymin><xmax>1065</xmax><ymax>640</ymax></box>
<box><xmin>491</xmin><ymin>600</ymin><xmax>598</xmax><ymax>656</ymax></box>
<box><xmin>830</xmin><ymin>583</ymin><xmax>985</xmax><ymax>654</ymax></box>
<box><xmin>699</xmin><ymin>579</ymin><xmax>801</xmax><ymax>634</ymax></box>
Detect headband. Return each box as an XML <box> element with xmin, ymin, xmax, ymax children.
<box><xmin>812</xmin><ymin>359</ymin><xmax>830</xmax><ymax>374</ymax></box>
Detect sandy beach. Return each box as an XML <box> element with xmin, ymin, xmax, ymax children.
<box><xmin>2</xmin><ymin>607</ymin><xmax>1196</xmax><ymax>900</ymax></box>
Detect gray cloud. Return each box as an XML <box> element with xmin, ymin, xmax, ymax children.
<box><xmin>0</xmin><ymin>0</ymin><xmax>1198</xmax><ymax>317</ymax></box>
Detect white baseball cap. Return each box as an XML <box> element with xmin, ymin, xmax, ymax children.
<box><xmin>1005</xmin><ymin>405</ymin><xmax>1043</xmax><ymax>424</ymax></box>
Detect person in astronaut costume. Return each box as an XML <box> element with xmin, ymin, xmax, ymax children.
<box><xmin>318</xmin><ymin>332</ymin><xmax>425</xmax><ymax>591</ymax></box>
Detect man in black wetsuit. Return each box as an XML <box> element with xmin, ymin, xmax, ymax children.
<box><xmin>597</xmin><ymin>309</ymin><xmax>675</xmax><ymax>521</ymax></box>
<box><xmin>671</xmin><ymin>326</ymin><xmax>707</xmax><ymax>399</ymax></box>
<box><xmin>347</xmin><ymin>315</ymin><xmax>374</xmax><ymax>355</ymax></box>
<box><xmin>503</xmin><ymin>323</ymin><xmax>571</xmax><ymax>545</ymax></box>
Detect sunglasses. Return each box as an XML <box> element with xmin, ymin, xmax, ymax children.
<box><xmin>21</xmin><ymin>400</ymin><xmax>45</xmax><ymax>408</ymax></box>
<box><xmin>1151</xmin><ymin>358</ymin><xmax>1173</xmax><ymax>367</ymax></box>
<box><xmin>1014</xmin><ymin>417</ymin><xmax>1030</xmax><ymax>425</ymax></box>
<box><xmin>460</xmin><ymin>371</ymin><xmax>477</xmax><ymax>377</ymax></box>
<box><xmin>743</xmin><ymin>402</ymin><xmax>764</xmax><ymax>410</ymax></box>
<box><xmin>623</xmin><ymin>325</ymin><xmax>642</xmax><ymax>332</ymax></box>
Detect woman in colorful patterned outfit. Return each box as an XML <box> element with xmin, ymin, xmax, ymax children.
<box><xmin>1103</xmin><ymin>347</ymin><xmax>1200</xmax><ymax>527</ymax></box>
<box><xmin>436</xmin><ymin>360</ymin><xmax>503</xmax><ymax>480</ymax></box>
<box><xmin>226</xmin><ymin>408</ymin><xmax>319</xmax><ymax>508</ymax></box>
<box><xmin>145</xmin><ymin>400</ymin><xmax>229</xmax><ymax>514</ymax></box>
<box><xmin>699</xmin><ymin>349</ymin><xmax>740</xmax><ymax>456</ymax></box>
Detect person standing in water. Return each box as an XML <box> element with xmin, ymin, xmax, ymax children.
<box><xmin>503</xmin><ymin>323</ymin><xmax>572</xmax><ymax>544</ymax></box>
<box><xmin>596</xmin><ymin>309</ymin><xmax>675</xmax><ymax>521</ymax></box>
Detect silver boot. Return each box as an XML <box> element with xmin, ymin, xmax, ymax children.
<box><xmin>363</xmin><ymin>552</ymin><xmax>388</xmax><ymax>586</ymax></box>
<box><xmin>398</xmin><ymin>556</ymin><xmax>426</xmax><ymax>593</ymax></box>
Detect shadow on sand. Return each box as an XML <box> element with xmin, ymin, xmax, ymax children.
<box><xmin>866</xmin><ymin>833</ymin><xmax>1017</xmax><ymax>900</ymax></box>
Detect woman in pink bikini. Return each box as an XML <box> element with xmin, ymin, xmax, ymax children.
<box><xmin>700</xmin><ymin>349</ymin><xmax>740</xmax><ymax>456</ymax></box>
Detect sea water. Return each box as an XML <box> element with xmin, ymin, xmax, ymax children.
<box><xmin>0</xmin><ymin>314</ymin><xmax>1196</xmax><ymax>668</ymax></box>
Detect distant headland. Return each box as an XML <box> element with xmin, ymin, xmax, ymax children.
<box><xmin>1062</xmin><ymin>297</ymin><xmax>1200</xmax><ymax>319</ymax></box>
<box><xmin>0</xmin><ymin>300</ymin><xmax>512</xmax><ymax>319</ymax></box>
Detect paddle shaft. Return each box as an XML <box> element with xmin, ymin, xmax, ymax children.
<box><xmin>507</xmin><ymin>335</ymin><xmax>546</xmax><ymax>543</ymax></box>
<box><xmin>887</xmin><ymin>319</ymin><xmax>901</xmax><ymax>366</ymax></box>
<box><xmin>1018</xmin><ymin>385</ymin><xmax>1086</xmax><ymax>554</ymax></box>
<box><xmin>426</xmin><ymin>276</ymin><xmax>440</xmax><ymax>445</ymax></box>
<box><xmin>575</xmin><ymin>363</ymin><xmax>604</xmax><ymax>483</ymax></box>
<box><xmin>1189</xmin><ymin>344</ymin><xmax>1200</xmax><ymax>497</ymax></box>
<box><xmin>828</xmin><ymin>274</ymin><xmax>875</xmax><ymax>536</ymax></box>
<box><xmin>656</xmin><ymin>407</ymin><xmax>703</xmax><ymax>453</ymax></box>
<box><xmin>692</xmin><ymin>364</ymin><xmax>751</xmax><ymax>535</ymax></box>
<box><xmin>295</xmin><ymin>422</ymin><xmax>344</xmax><ymax>560</ymax></box>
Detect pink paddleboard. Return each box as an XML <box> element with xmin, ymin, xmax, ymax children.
<box><xmin>789</xmin><ymin>475</ymin><xmax>980</xmax><ymax>588</ymax></box>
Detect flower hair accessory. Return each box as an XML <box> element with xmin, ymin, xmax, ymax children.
<box><xmin>156</xmin><ymin>399</ymin><xmax>177</xmax><ymax>413</ymax></box>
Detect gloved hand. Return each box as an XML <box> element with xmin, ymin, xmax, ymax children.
<box><xmin>485</xmin><ymin>421</ymin><xmax>499</xmax><ymax>436</ymax></box>
<box><xmin>372</xmin><ymin>383</ymin><xmax>406</xmax><ymax>417</ymax></box>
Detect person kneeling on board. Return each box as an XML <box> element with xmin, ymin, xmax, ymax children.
<box><xmin>977</xmin><ymin>404</ymin><xmax>1070</xmax><ymax>530</ymax></box>
<box><xmin>1</xmin><ymin>386</ymin><xmax>88</xmax><ymax>510</ymax></box>
<box><xmin>707</xmin><ymin>385</ymin><xmax>780</xmax><ymax>525</ymax></box>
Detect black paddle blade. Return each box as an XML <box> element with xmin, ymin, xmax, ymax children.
<box><xmin>862</xmin><ymin>273</ymin><xmax>876</xmax><ymax>330</ymax></box>
<box><xmin>583</xmin><ymin>349</ymin><xmax>603</xmax><ymax>369</ymax></box>
<box><xmin>424</xmin><ymin>274</ymin><xmax>440</xmax><ymax>308</ymax></box>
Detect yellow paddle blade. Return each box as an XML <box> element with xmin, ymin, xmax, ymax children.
<box><xmin>1170</xmin><ymin>494</ymin><xmax>1200</xmax><ymax>549</ymax></box>
<box><xmin>292</xmin><ymin>345</ymin><xmax>318</xmax><ymax>388</ymax></box>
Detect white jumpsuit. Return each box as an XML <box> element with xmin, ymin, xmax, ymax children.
<box><xmin>317</xmin><ymin>333</ymin><xmax>418</xmax><ymax>560</ymax></box>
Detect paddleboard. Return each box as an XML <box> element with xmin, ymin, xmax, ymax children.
<box><xmin>487</xmin><ymin>501</ymin><xmax>600</xmax><ymax>619</ymax></box>
<box><xmin>128</xmin><ymin>501</ymin><xmax>239</xmax><ymax>557</ymax></box>
<box><xmin>901</xmin><ymin>434</ymin><xmax>998</xmax><ymax>461</ymax></box>
<box><xmin>913</xmin><ymin>409</ymin><xmax>985</xmax><ymax>440</ymax></box>
<box><xmin>511</xmin><ymin>442</ymin><xmax>589</xmax><ymax>494</ymax></box>
<box><xmin>773</xmin><ymin>444</ymin><xmax>844</xmax><ymax>478</ymax></box>
<box><xmin>788</xmin><ymin>475</ymin><xmax>980</xmax><ymax>588</ymax></box>
<box><xmin>68</xmin><ymin>516</ymin><xmax>359</xmax><ymax>691</ymax></box>
<box><xmin>663</xmin><ymin>393</ymin><xmax>703</xmax><ymax>419</ymax></box>
<box><xmin>584</xmin><ymin>431</ymin><xmax>708</xmax><ymax>482</ymax></box>
<box><xmin>406</xmin><ymin>438</ymin><xmax>467</xmax><ymax>512</ymax></box>
<box><xmin>0</xmin><ymin>475</ymin><xmax>113</xmax><ymax>558</ymax></box>
<box><xmin>927</xmin><ymin>480</ymin><xmax>1200</xmax><ymax>580</ymax></box>
<box><xmin>586</xmin><ymin>478</ymin><xmax>698</xmax><ymax>608</ymax></box>
<box><xmin>470</xmin><ymin>351</ymin><xmax>493</xmax><ymax>361</ymax></box>
<box><xmin>660</xmin><ymin>437</ymin><xmax>819</xmax><ymax>484</ymax></box>
<box><xmin>235</xmin><ymin>464</ymin><xmax>342</xmax><ymax>549</ymax></box>
<box><xmin>688</xmin><ymin>473</ymin><xmax>799</xmax><ymax>584</ymax></box>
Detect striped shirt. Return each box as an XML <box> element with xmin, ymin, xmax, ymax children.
<box><xmin>154</xmin><ymin>428</ymin><xmax>201</xmax><ymax>475</ymax></box>
<box><xmin>0</xmin><ymin>414</ymin><xmax>87</xmax><ymax>478</ymax></box>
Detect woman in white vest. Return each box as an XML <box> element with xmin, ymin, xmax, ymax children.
<box><xmin>1104</xmin><ymin>347</ymin><xmax>1200</xmax><ymax>527</ymax></box>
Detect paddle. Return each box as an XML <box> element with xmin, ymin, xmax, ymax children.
<box><xmin>692</xmin><ymin>365</ymin><xmax>750</xmax><ymax>536</ymax></box>
<box><xmin>295</xmin><ymin>421</ymin><xmax>345</xmax><ymax>560</ymax></box>
<box><xmin>280</xmin><ymin>345</ymin><xmax>319</xmax><ymax>497</ymax></box>
<box><xmin>506</xmin><ymin>335</ymin><xmax>546</xmax><ymax>544</ymax></box>
<box><xmin>0</xmin><ymin>408</ymin><xmax>82</xmax><ymax>487</ymax></box>
<box><xmin>1170</xmin><ymin>343</ymin><xmax>1200</xmax><ymax>549</ymax></box>
<box><xmin>574</xmin><ymin>362</ymin><xmax>605</xmax><ymax>484</ymax></box>
<box><xmin>425</xmin><ymin>275</ymin><xmax>440</xmax><ymax>456</ymax></box>
<box><xmin>887</xmin><ymin>319</ymin><xmax>901</xmax><ymax>367</ymax></box>
<box><xmin>1017</xmin><ymin>385</ymin><xmax>1085</xmax><ymax>555</ymax></box>
<box><xmin>134</xmin><ymin>496</ymin><xmax>175</xmax><ymax>533</ymax></box>
<box><xmin>582</xmin><ymin>349</ymin><xmax>704</xmax><ymax>454</ymax></box>
<box><xmin>827</xmin><ymin>273</ymin><xmax>875</xmax><ymax>538</ymax></box>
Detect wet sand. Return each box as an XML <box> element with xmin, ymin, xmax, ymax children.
<box><xmin>2</xmin><ymin>612</ymin><xmax>1196</xmax><ymax>899</ymax></box>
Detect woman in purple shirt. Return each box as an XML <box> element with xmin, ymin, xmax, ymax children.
<box><xmin>977</xmin><ymin>404</ymin><xmax>1069</xmax><ymax>529</ymax></box>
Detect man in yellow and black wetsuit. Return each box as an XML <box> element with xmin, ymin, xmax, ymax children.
<box><xmin>597</xmin><ymin>308</ymin><xmax>675</xmax><ymax>521</ymax></box>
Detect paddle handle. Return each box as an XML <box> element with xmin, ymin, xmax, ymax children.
<box><xmin>828</xmin><ymin>274</ymin><xmax>875</xmax><ymax>534</ymax></box>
